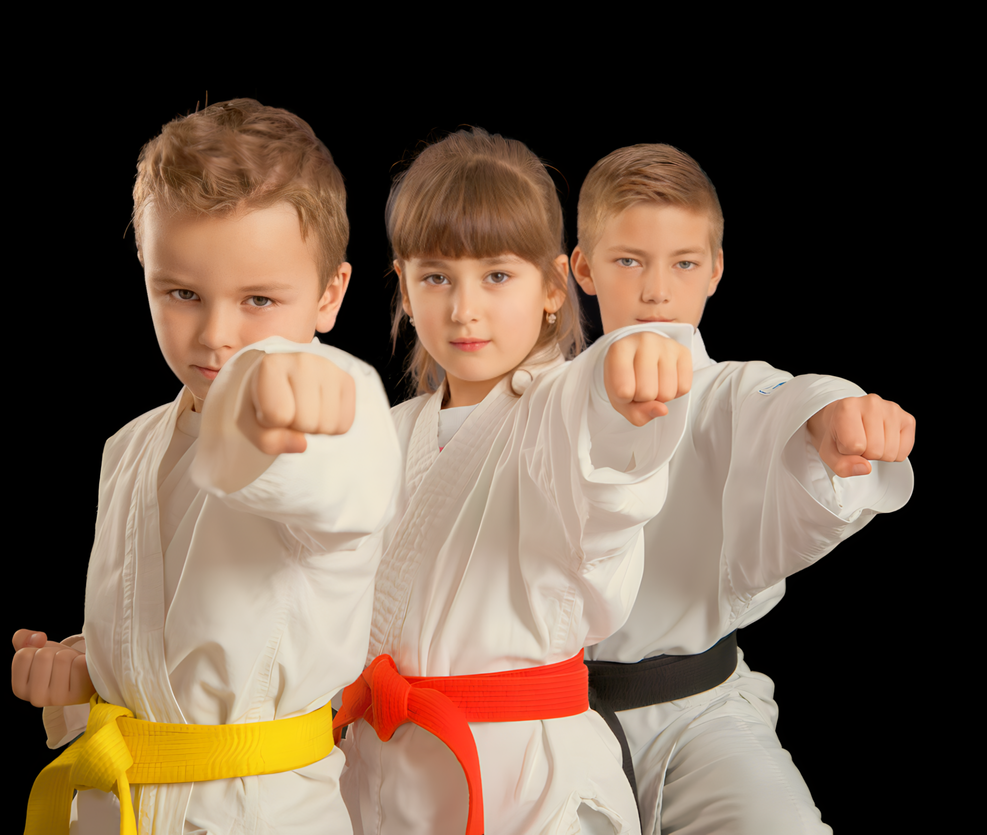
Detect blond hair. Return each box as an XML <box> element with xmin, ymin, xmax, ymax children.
<box><xmin>387</xmin><ymin>128</ymin><xmax>583</xmax><ymax>395</ymax></box>
<box><xmin>577</xmin><ymin>144</ymin><xmax>723</xmax><ymax>257</ymax></box>
<box><xmin>133</xmin><ymin>98</ymin><xmax>348</xmax><ymax>289</ymax></box>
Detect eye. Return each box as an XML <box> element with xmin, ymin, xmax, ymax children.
<box><xmin>676</xmin><ymin>261</ymin><xmax>697</xmax><ymax>270</ymax></box>
<box><xmin>170</xmin><ymin>289</ymin><xmax>199</xmax><ymax>301</ymax></box>
<box><xmin>423</xmin><ymin>274</ymin><xmax>449</xmax><ymax>286</ymax></box>
<box><xmin>485</xmin><ymin>271</ymin><xmax>510</xmax><ymax>285</ymax></box>
<box><xmin>246</xmin><ymin>296</ymin><xmax>274</xmax><ymax>307</ymax></box>
<box><xmin>617</xmin><ymin>258</ymin><xmax>640</xmax><ymax>268</ymax></box>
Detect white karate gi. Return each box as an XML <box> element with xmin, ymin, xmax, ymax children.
<box><xmin>341</xmin><ymin>324</ymin><xmax>692</xmax><ymax>835</ymax></box>
<box><xmin>585</xmin><ymin>330</ymin><xmax>914</xmax><ymax>835</ymax></box>
<box><xmin>44</xmin><ymin>337</ymin><xmax>400</xmax><ymax>835</ymax></box>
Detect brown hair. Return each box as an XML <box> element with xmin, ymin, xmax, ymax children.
<box><xmin>133</xmin><ymin>98</ymin><xmax>348</xmax><ymax>289</ymax></box>
<box><xmin>577</xmin><ymin>143</ymin><xmax>723</xmax><ymax>258</ymax></box>
<box><xmin>387</xmin><ymin>127</ymin><xmax>583</xmax><ymax>395</ymax></box>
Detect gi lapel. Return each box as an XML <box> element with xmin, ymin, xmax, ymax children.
<box><xmin>123</xmin><ymin>389</ymin><xmax>189</xmax><ymax>725</ymax></box>
<box><xmin>370</xmin><ymin>379</ymin><xmax>518</xmax><ymax>660</ymax></box>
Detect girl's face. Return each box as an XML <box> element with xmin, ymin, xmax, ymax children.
<box><xmin>399</xmin><ymin>253</ymin><xmax>566</xmax><ymax>408</ymax></box>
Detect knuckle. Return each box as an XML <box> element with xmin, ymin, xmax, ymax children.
<box><xmin>617</xmin><ymin>383</ymin><xmax>636</xmax><ymax>401</ymax></box>
<box><xmin>257</xmin><ymin>402</ymin><xmax>292</xmax><ymax>428</ymax></box>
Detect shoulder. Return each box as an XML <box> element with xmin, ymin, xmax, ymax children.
<box><xmin>99</xmin><ymin>398</ymin><xmax>178</xmax><ymax>481</ymax></box>
<box><xmin>391</xmin><ymin>393</ymin><xmax>431</xmax><ymax>430</ymax></box>
<box><xmin>105</xmin><ymin>400</ymin><xmax>176</xmax><ymax>450</ymax></box>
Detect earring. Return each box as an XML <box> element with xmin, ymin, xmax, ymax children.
<box><xmin>546</xmin><ymin>312</ymin><xmax>557</xmax><ymax>325</ymax></box>
<box><xmin>409</xmin><ymin>317</ymin><xmax>415</xmax><ymax>327</ymax></box>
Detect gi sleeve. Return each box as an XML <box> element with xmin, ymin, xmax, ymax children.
<box><xmin>191</xmin><ymin>337</ymin><xmax>401</xmax><ymax>551</ymax></box>
<box><xmin>717</xmin><ymin>363</ymin><xmax>914</xmax><ymax>603</ymax></box>
<box><xmin>521</xmin><ymin>323</ymin><xmax>692</xmax><ymax>568</ymax></box>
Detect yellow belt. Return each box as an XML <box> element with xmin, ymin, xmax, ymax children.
<box><xmin>25</xmin><ymin>694</ymin><xmax>335</xmax><ymax>835</ymax></box>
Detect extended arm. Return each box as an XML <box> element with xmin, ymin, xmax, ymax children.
<box><xmin>718</xmin><ymin>368</ymin><xmax>915</xmax><ymax>601</ymax></box>
<box><xmin>524</xmin><ymin>324</ymin><xmax>693</xmax><ymax>569</ymax></box>
<box><xmin>192</xmin><ymin>337</ymin><xmax>400</xmax><ymax>541</ymax></box>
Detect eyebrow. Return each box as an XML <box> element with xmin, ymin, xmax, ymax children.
<box><xmin>414</xmin><ymin>255</ymin><xmax>524</xmax><ymax>269</ymax></box>
<box><xmin>236</xmin><ymin>282</ymin><xmax>297</xmax><ymax>294</ymax></box>
<box><xmin>604</xmin><ymin>246</ymin><xmax>708</xmax><ymax>258</ymax></box>
<box><xmin>147</xmin><ymin>275</ymin><xmax>298</xmax><ymax>294</ymax></box>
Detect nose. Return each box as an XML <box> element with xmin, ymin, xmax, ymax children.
<box><xmin>451</xmin><ymin>283</ymin><xmax>479</xmax><ymax>325</ymax></box>
<box><xmin>198</xmin><ymin>303</ymin><xmax>234</xmax><ymax>351</ymax></box>
<box><xmin>641</xmin><ymin>266</ymin><xmax>670</xmax><ymax>304</ymax></box>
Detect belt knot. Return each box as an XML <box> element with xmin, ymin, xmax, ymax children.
<box><xmin>365</xmin><ymin>655</ymin><xmax>412</xmax><ymax>741</ymax></box>
<box><xmin>70</xmin><ymin>700</ymin><xmax>136</xmax><ymax>795</ymax></box>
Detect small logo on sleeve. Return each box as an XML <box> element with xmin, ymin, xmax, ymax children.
<box><xmin>757</xmin><ymin>381</ymin><xmax>787</xmax><ymax>396</ymax></box>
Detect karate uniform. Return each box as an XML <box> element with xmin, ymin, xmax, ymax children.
<box><xmin>44</xmin><ymin>337</ymin><xmax>400</xmax><ymax>835</ymax></box>
<box><xmin>341</xmin><ymin>324</ymin><xmax>691</xmax><ymax>835</ymax></box>
<box><xmin>585</xmin><ymin>330</ymin><xmax>914</xmax><ymax>835</ymax></box>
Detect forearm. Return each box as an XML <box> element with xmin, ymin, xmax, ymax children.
<box><xmin>193</xmin><ymin>337</ymin><xmax>401</xmax><ymax>537</ymax></box>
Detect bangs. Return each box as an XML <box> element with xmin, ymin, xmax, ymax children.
<box><xmin>388</xmin><ymin>158</ymin><xmax>559</xmax><ymax>264</ymax></box>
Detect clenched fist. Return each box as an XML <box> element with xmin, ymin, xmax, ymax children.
<box><xmin>11</xmin><ymin>630</ymin><xmax>94</xmax><ymax>707</ymax></box>
<box><xmin>238</xmin><ymin>352</ymin><xmax>356</xmax><ymax>455</ymax></box>
<box><xmin>604</xmin><ymin>332</ymin><xmax>692</xmax><ymax>426</ymax></box>
<box><xmin>807</xmin><ymin>393</ymin><xmax>915</xmax><ymax>478</ymax></box>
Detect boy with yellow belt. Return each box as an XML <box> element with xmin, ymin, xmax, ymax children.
<box><xmin>12</xmin><ymin>98</ymin><xmax>399</xmax><ymax>835</ymax></box>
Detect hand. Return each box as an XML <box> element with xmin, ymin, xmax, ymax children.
<box><xmin>806</xmin><ymin>394</ymin><xmax>915</xmax><ymax>478</ymax></box>
<box><xmin>11</xmin><ymin>630</ymin><xmax>94</xmax><ymax>707</ymax></box>
<box><xmin>238</xmin><ymin>353</ymin><xmax>356</xmax><ymax>455</ymax></box>
<box><xmin>604</xmin><ymin>332</ymin><xmax>692</xmax><ymax>426</ymax></box>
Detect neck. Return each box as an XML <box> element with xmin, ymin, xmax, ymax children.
<box><xmin>443</xmin><ymin>373</ymin><xmax>508</xmax><ymax>409</ymax></box>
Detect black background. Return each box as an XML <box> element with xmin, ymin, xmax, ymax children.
<box><xmin>11</xmin><ymin>56</ymin><xmax>931</xmax><ymax>832</ymax></box>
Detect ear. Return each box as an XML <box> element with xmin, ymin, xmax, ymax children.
<box><xmin>707</xmin><ymin>249</ymin><xmax>724</xmax><ymax>298</ymax></box>
<box><xmin>315</xmin><ymin>262</ymin><xmax>353</xmax><ymax>333</ymax></box>
<box><xmin>569</xmin><ymin>247</ymin><xmax>598</xmax><ymax>296</ymax></box>
<box><xmin>544</xmin><ymin>253</ymin><xmax>569</xmax><ymax>313</ymax></box>
<box><xmin>395</xmin><ymin>260</ymin><xmax>414</xmax><ymax>319</ymax></box>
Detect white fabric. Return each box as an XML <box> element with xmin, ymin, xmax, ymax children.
<box><xmin>436</xmin><ymin>404</ymin><xmax>475</xmax><ymax>449</ymax></box>
<box><xmin>49</xmin><ymin>337</ymin><xmax>400</xmax><ymax>835</ymax></box>
<box><xmin>158</xmin><ymin>406</ymin><xmax>202</xmax><ymax>613</ymax></box>
<box><xmin>341</xmin><ymin>324</ymin><xmax>692</xmax><ymax>835</ymax></box>
<box><xmin>586</xmin><ymin>330</ymin><xmax>914</xmax><ymax>834</ymax></box>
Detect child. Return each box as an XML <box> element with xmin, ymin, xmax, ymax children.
<box><xmin>570</xmin><ymin>144</ymin><xmax>915</xmax><ymax>834</ymax></box>
<box><xmin>11</xmin><ymin>99</ymin><xmax>400</xmax><ymax>835</ymax></box>
<box><xmin>334</xmin><ymin>127</ymin><xmax>692</xmax><ymax>835</ymax></box>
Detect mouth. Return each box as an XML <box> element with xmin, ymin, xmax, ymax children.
<box><xmin>194</xmin><ymin>365</ymin><xmax>221</xmax><ymax>381</ymax></box>
<box><xmin>636</xmin><ymin>317</ymin><xmax>674</xmax><ymax>323</ymax></box>
<box><xmin>450</xmin><ymin>339</ymin><xmax>490</xmax><ymax>352</ymax></box>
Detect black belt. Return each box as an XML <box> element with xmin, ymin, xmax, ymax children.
<box><xmin>585</xmin><ymin>632</ymin><xmax>739</xmax><ymax>818</ymax></box>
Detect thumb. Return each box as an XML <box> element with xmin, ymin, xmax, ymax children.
<box><xmin>251</xmin><ymin>427</ymin><xmax>308</xmax><ymax>456</ymax></box>
<box><xmin>821</xmin><ymin>448</ymin><xmax>873</xmax><ymax>478</ymax></box>
<box><xmin>12</xmin><ymin>630</ymin><xmax>48</xmax><ymax>650</ymax></box>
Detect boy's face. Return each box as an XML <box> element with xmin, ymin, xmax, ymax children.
<box><xmin>571</xmin><ymin>203</ymin><xmax>723</xmax><ymax>333</ymax></box>
<box><xmin>142</xmin><ymin>203</ymin><xmax>350</xmax><ymax>411</ymax></box>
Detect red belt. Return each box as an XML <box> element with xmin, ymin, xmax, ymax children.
<box><xmin>333</xmin><ymin>650</ymin><xmax>589</xmax><ymax>835</ymax></box>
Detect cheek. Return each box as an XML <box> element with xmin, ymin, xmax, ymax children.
<box><xmin>510</xmin><ymin>302</ymin><xmax>546</xmax><ymax>350</ymax></box>
<box><xmin>598</xmin><ymin>290</ymin><xmax>625</xmax><ymax>322</ymax></box>
<box><xmin>411</xmin><ymin>307</ymin><xmax>446</xmax><ymax>351</ymax></box>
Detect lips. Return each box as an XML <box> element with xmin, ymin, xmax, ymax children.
<box><xmin>194</xmin><ymin>365</ymin><xmax>221</xmax><ymax>380</ymax></box>
<box><xmin>450</xmin><ymin>339</ymin><xmax>490</xmax><ymax>352</ymax></box>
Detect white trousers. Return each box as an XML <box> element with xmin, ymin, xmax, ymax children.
<box><xmin>615</xmin><ymin>651</ymin><xmax>831</xmax><ymax>835</ymax></box>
